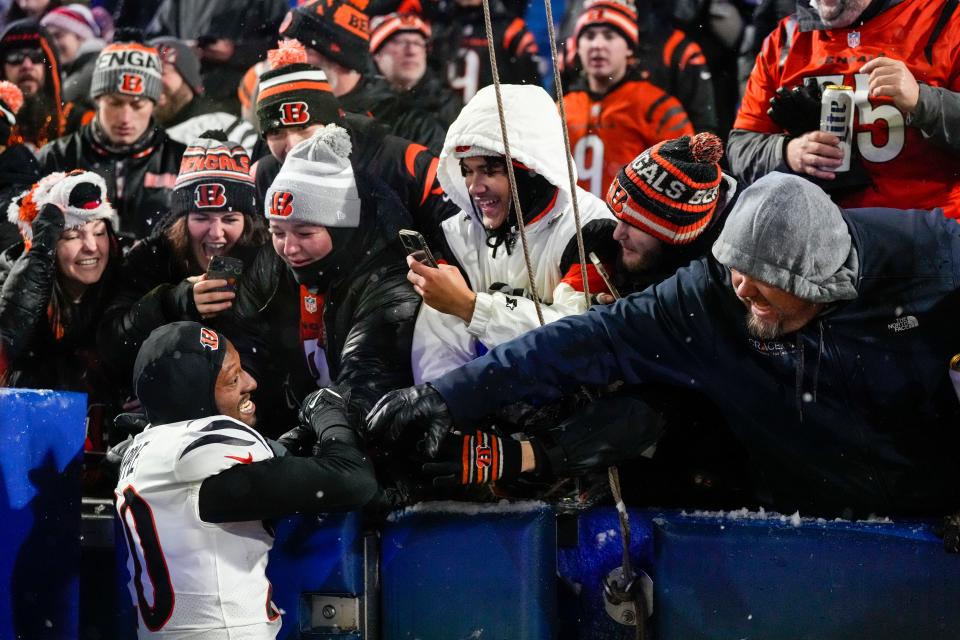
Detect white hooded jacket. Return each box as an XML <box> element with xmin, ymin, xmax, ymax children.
<box><xmin>413</xmin><ymin>84</ymin><xmax>616</xmax><ymax>383</ymax></box>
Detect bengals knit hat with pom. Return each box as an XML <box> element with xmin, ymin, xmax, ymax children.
<box><xmin>0</xmin><ymin>80</ymin><xmax>23</xmax><ymax>143</ymax></box>
<box><xmin>90</xmin><ymin>30</ymin><xmax>162</xmax><ymax>102</ymax></box>
<box><xmin>265</xmin><ymin>124</ymin><xmax>360</xmax><ymax>228</ymax></box>
<box><xmin>256</xmin><ymin>39</ymin><xmax>341</xmax><ymax>135</ymax></box>
<box><xmin>605</xmin><ymin>132</ymin><xmax>724</xmax><ymax>245</ymax></box>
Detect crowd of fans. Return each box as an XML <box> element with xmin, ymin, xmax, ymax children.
<box><xmin>1</xmin><ymin>0</ymin><xmax>960</xmax><ymax>526</ymax></box>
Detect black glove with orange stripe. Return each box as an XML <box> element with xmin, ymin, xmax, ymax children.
<box><xmin>421</xmin><ymin>430</ymin><xmax>523</xmax><ymax>488</ymax></box>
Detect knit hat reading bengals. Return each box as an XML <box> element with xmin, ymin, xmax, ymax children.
<box><xmin>91</xmin><ymin>29</ymin><xmax>162</xmax><ymax>103</ymax></box>
<box><xmin>256</xmin><ymin>39</ymin><xmax>341</xmax><ymax>135</ymax></box>
<box><xmin>7</xmin><ymin>170</ymin><xmax>119</xmax><ymax>250</ymax></box>
<box><xmin>172</xmin><ymin>131</ymin><xmax>257</xmax><ymax>217</ymax></box>
<box><xmin>574</xmin><ymin>0</ymin><xmax>639</xmax><ymax>47</ymax></box>
<box><xmin>279</xmin><ymin>0</ymin><xmax>370</xmax><ymax>72</ymax></box>
<box><xmin>265</xmin><ymin>124</ymin><xmax>360</xmax><ymax>228</ymax></box>
<box><xmin>605</xmin><ymin>132</ymin><xmax>724</xmax><ymax>245</ymax></box>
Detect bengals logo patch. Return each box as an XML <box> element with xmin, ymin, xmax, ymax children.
<box><xmin>119</xmin><ymin>73</ymin><xmax>144</xmax><ymax>94</ymax></box>
<box><xmin>199</xmin><ymin>327</ymin><xmax>219</xmax><ymax>351</ymax></box>
<box><xmin>194</xmin><ymin>183</ymin><xmax>226</xmax><ymax>209</ymax></box>
<box><xmin>279</xmin><ymin>101</ymin><xmax>310</xmax><ymax>126</ymax></box>
<box><xmin>475</xmin><ymin>444</ymin><xmax>492</xmax><ymax>469</ymax></box>
<box><xmin>270</xmin><ymin>191</ymin><xmax>294</xmax><ymax>217</ymax></box>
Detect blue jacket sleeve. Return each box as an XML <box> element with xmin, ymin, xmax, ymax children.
<box><xmin>431</xmin><ymin>257</ymin><xmax>722</xmax><ymax>426</ymax></box>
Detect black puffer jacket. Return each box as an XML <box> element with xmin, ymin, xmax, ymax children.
<box><xmin>0</xmin><ymin>144</ymin><xmax>41</xmax><ymax>252</ymax></box>
<box><xmin>97</xmin><ymin>230</ymin><xmax>263</xmax><ymax>389</ymax></box>
<box><xmin>338</xmin><ymin>75</ymin><xmax>448</xmax><ymax>152</ymax></box>
<box><xmin>398</xmin><ymin>71</ymin><xmax>463</xmax><ymax>130</ymax></box>
<box><xmin>0</xmin><ymin>236</ymin><xmax>123</xmax><ymax>443</ymax></box>
<box><xmin>227</xmin><ymin>174</ymin><xmax>421</xmax><ymax>437</ymax></box>
<box><xmin>38</xmin><ymin>120</ymin><xmax>186</xmax><ymax>243</ymax></box>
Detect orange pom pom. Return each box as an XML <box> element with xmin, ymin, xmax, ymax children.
<box><xmin>268</xmin><ymin>39</ymin><xmax>308</xmax><ymax>68</ymax></box>
<box><xmin>0</xmin><ymin>81</ymin><xmax>24</xmax><ymax>115</ymax></box>
<box><xmin>690</xmin><ymin>132</ymin><xmax>723</xmax><ymax>165</ymax></box>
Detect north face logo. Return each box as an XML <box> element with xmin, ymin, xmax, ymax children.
<box><xmin>887</xmin><ymin>315</ymin><xmax>919</xmax><ymax>332</ymax></box>
<box><xmin>119</xmin><ymin>73</ymin><xmax>144</xmax><ymax>94</ymax></box>
<box><xmin>279</xmin><ymin>101</ymin><xmax>309</xmax><ymax>126</ymax></box>
<box><xmin>270</xmin><ymin>191</ymin><xmax>294</xmax><ymax>217</ymax></box>
<box><xmin>194</xmin><ymin>183</ymin><xmax>226</xmax><ymax>208</ymax></box>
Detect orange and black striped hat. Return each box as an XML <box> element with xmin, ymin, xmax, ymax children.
<box><xmin>280</xmin><ymin>0</ymin><xmax>370</xmax><ymax>72</ymax></box>
<box><xmin>605</xmin><ymin>132</ymin><xmax>724</xmax><ymax>245</ymax></box>
<box><xmin>369</xmin><ymin>13</ymin><xmax>431</xmax><ymax>54</ymax></box>
<box><xmin>574</xmin><ymin>0</ymin><xmax>639</xmax><ymax>47</ymax></box>
<box><xmin>256</xmin><ymin>40</ymin><xmax>342</xmax><ymax>134</ymax></box>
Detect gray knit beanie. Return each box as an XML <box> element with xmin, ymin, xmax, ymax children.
<box><xmin>264</xmin><ymin>124</ymin><xmax>360</xmax><ymax>228</ymax></box>
<box><xmin>711</xmin><ymin>172</ymin><xmax>859</xmax><ymax>303</ymax></box>
<box><xmin>91</xmin><ymin>40</ymin><xmax>162</xmax><ymax>102</ymax></box>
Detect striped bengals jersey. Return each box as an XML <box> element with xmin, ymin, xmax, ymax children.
<box><xmin>736</xmin><ymin>0</ymin><xmax>960</xmax><ymax>216</ymax></box>
<box><xmin>431</xmin><ymin>4</ymin><xmax>541</xmax><ymax>104</ymax></box>
<box><xmin>115</xmin><ymin>417</ymin><xmax>279</xmax><ymax>638</ymax></box>
<box><xmin>563</xmin><ymin>71</ymin><xmax>694</xmax><ymax>196</ymax></box>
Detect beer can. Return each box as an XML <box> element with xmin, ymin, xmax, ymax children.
<box><xmin>819</xmin><ymin>84</ymin><xmax>855</xmax><ymax>172</ymax></box>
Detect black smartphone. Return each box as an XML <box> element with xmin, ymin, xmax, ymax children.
<box><xmin>206</xmin><ymin>255</ymin><xmax>244</xmax><ymax>292</ymax></box>
<box><xmin>399</xmin><ymin>229</ymin><xmax>439</xmax><ymax>268</ymax></box>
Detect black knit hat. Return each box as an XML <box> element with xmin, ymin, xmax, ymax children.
<box><xmin>605</xmin><ymin>132</ymin><xmax>724</xmax><ymax>245</ymax></box>
<box><xmin>256</xmin><ymin>40</ymin><xmax>342</xmax><ymax>134</ymax></box>
<box><xmin>171</xmin><ymin>131</ymin><xmax>257</xmax><ymax>217</ymax></box>
<box><xmin>150</xmin><ymin>36</ymin><xmax>204</xmax><ymax>96</ymax></box>
<box><xmin>133</xmin><ymin>321</ymin><xmax>228</xmax><ymax>425</ymax></box>
<box><xmin>279</xmin><ymin>0</ymin><xmax>371</xmax><ymax>72</ymax></box>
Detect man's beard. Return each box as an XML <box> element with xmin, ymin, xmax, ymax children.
<box><xmin>746</xmin><ymin>311</ymin><xmax>784</xmax><ymax>340</ymax></box>
<box><xmin>16</xmin><ymin>92</ymin><xmax>55</xmax><ymax>144</ymax></box>
<box><xmin>811</xmin><ymin>0</ymin><xmax>869</xmax><ymax>27</ymax></box>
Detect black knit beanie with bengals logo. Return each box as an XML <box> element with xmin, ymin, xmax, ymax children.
<box><xmin>171</xmin><ymin>130</ymin><xmax>257</xmax><ymax>217</ymax></box>
<box><xmin>133</xmin><ymin>321</ymin><xmax>228</xmax><ymax>425</ymax></box>
<box><xmin>605</xmin><ymin>132</ymin><xmax>724</xmax><ymax>245</ymax></box>
<box><xmin>280</xmin><ymin>0</ymin><xmax>371</xmax><ymax>72</ymax></box>
<box><xmin>256</xmin><ymin>39</ymin><xmax>342</xmax><ymax>135</ymax></box>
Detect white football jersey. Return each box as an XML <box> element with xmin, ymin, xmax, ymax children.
<box><xmin>115</xmin><ymin>416</ymin><xmax>280</xmax><ymax>639</ymax></box>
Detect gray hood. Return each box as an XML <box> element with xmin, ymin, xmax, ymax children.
<box><xmin>711</xmin><ymin>172</ymin><xmax>859</xmax><ymax>303</ymax></box>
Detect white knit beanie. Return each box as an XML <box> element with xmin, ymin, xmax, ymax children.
<box><xmin>264</xmin><ymin>124</ymin><xmax>360</xmax><ymax>228</ymax></box>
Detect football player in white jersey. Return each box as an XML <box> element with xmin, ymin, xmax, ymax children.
<box><xmin>115</xmin><ymin>321</ymin><xmax>377</xmax><ymax>638</ymax></box>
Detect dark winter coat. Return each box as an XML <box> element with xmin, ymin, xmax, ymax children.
<box><xmin>400</xmin><ymin>71</ymin><xmax>463</xmax><ymax>129</ymax></box>
<box><xmin>0</xmin><ymin>144</ymin><xmax>41</xmax><ymax>252</ymax></box>
<box><xmin>228</xmin><ymin>173</ymin><xmax>422</xmax><ymax>436</ymax></box>
<box><xmin>38</xmin><ymin>121</ymin><xmax>186</xmax><ymax>243</ymax></box>
<box><xmin>97</xmin><ymin>229</ymin><xmax>263</xmax><ymax>389</ymax></box>
<box><xmin>338</xmin><ymin>74</ymin><xmax>449</xmax><ymax>152</ymax></box>
<box><xmin>433</xmin><ymin>206</ymin><xmax>960</xmax><ymax>518</ymax></box>
<box><xmin>0</xmin><ymin>238</ymin><xmax>123</xmax><ymax>447</ymax></box>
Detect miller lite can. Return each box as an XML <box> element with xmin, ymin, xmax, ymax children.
<box><xmin>819</xmin><ymin>84</ymin><xmax>855</xmax><ymax>172</ymax></box>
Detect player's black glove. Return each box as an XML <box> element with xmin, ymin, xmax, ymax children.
<box><xmin>299</xmin><ymin>388</ymin><xmax>350</xmax><ymax>440</ymax></box>
<box><xmin>365</xmin><ymin>383</ymin><xmax>453</xmax><ymax>458</ymax></box>
<box><xmin>274</xmin><ymin>425</ymin><xmax>317</xmax><ymax>457</ymax></box>
<box><xmin>31</xmin><ymin>203</ymin><xmax>66</xmax><ymax>256</ymax></box>
<box><xmin>767</xmin><ymin>77</ymin><xmax>822</xmax><ymax>137</ymax></box>
<box><xmin>421</xmin><ymin>430</ymin><xmax>523</xmax><ymax>488</ymax></box>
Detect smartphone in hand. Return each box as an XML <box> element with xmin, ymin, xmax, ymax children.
<box><xmin>589</xmin><ymin>251</ymin><xmax>621</xmax><ymax>300</ymax></box>
<box><xmin>399</xmin><ymin>229</ymin><xmax>439</xmax><ymax>268</ymax></box>
<box><xmin>206</xmin><ymin>255</ymin><xmax>244</xmax><ymax>293</ymax></box>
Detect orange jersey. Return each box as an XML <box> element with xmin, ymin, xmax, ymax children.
<box><xmin>564</xmin><ymin>76</ymin><xmax>693</xmax><ymax>197</ymax></box>
<box><xmin>736</xmin><ymin>0</ymin><xmax>960</xmax><ymax>216</ymax></box>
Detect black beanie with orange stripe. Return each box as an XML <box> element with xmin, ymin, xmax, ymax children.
<box><xmin>605</xmin><ymin>133</ymin><xmax>723</xmax><ymax>246</ymax></box>
<box><xmin>280</xmin><ymin>0</ymin><xmax>371</xmax><ymax>72</ymax></box>
<box><xmin>256</xmin><ymin>40</ymin><xmax>342</xmax><ymax>135</ymax></box>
